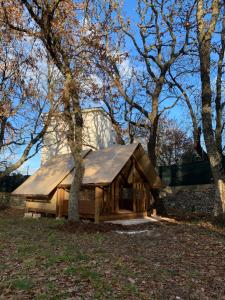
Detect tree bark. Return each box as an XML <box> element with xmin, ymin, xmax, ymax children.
<box><xmin>195</xmin><ymin>127</ymin><xmax>208</xmax><ymax>160</ymax></box>
<box><xmin>147</xmin><ymin>83</ymin><xmax>162</xmax><ymax>168</ymax></box>
<box><xmin>215</xmin><ymin>12</ymin><xmax>225</xmax><ymax>155</ymax></box>
<box><xmin>200</xmin><ymin>46</ymin><xmax>225</xmax><ymax>216</ymax></box>
<box><xmin>147</xmin><ymin>118</ymin><xmax>158</xmax><ymax>168</ymax></box>
<box><xmin>197</xmin><ymin>0</ymin><xmax>225</xmax><ymax>216</ymax></box>
<box><xmin>63</xmin><ymin>74</ymin><xmax>84</xmax><ymax>222</ymax></box>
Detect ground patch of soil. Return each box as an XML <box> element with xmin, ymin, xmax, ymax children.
<box><xmin>57</xmin><ymin>221</ymin><xmax>126</xmax><ymax>233</ymax></box>
<box><xmin>56</xmin><ymin>219</ymin><xmax>162</xmax><ymax>234</ymax></box>
<box><xmin>1</xmin><ymin>208</ymin><xmax>225</xmax><ymax>299</ymax></box>
<box><xmin>0</xmin><ymin>207</ymin><xmax>24</xmax><ymax>218</ymax></box>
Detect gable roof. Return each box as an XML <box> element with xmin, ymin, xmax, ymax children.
<box><xmin>60</xmin><ymin>143</ymin><xmax>139</xmax><ymax>186</ymax></box>
<box><xmin>12</xmin><ymin>144</ymin><xmax>161</xmax><ymax>197</ymax></box>
<box><xmin>12</xmin><ymin>150</ymin><xmax>91</xmax><ymax>197</ymax></box>
<box><xmin>132</xmin><ymin>144</ymin><xmax>162</xmax><ymax>188</ymax></box>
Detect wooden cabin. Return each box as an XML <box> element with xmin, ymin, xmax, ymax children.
<box><xmin>13</xmin><ymin>144</ymin><xmax>161</xmax><ymax>222</ymax></box>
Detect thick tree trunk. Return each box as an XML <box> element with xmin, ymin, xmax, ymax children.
<box><xmin>67</xmin><ymin>110</ymin><xmax>84</xmax><ymax>222</ymax></box>
<box><xmin>63</xmin><ymin>74</ymin><xmax>84</xmax><ymax>222</ymax></box>
<box><xmin>215</xmin><ymin>11</ymin><xmax>225</xmax><ymax>156</ymax></box>
<box><xmin>198</xmin><ymin>40</ymin><xmax>225</xmax><ymax>216</ymax></box>
<box><xmin>147</xmin><ymin>123</ymin><xmax>157</xmax><ymax>168</ymax></box>
<box><xmin>194</xmin><ymin>127</ymin><xmax>208</xmax><ymax>160</ymax></box>
<box><xmin>148</xmin><ymin>110</ymin><xmax>160</xmax><ymax>168</ymax></box>
<box><xmin>69</xmin><ymin>148</ymin><xmax>84</xmax><ymax>222</ymax></box>
<box><xmin>147</xmin><ymin>117</ymin><xmax>167</xmax><ymax>216</ymax></box>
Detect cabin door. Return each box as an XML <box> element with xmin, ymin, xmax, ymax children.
<box><xmin>120</xmin><ymin>185</ymin><xmax>133</xmax><ymax>211</ymax></box>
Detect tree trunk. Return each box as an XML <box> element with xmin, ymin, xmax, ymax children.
<box><xmin>215</xmin><ymin>10</ymin><xmax>225</xmax><ymax>156</ymax></box>
<box><xmin>147</xmin><ymin>115</ymin><xmax>158</xmax><ymax>168</ymax></box>
<box><xmin>69</xmin><ymin>149</ymin><xmax>84</xmax><ymax>222</ymax></box>
<box><xmin>63</xmin><ymin>74</ymin><xmax>84</xmax><ymax>222</ymax></box>
<box><xmin>194</xmin><ymin>127</ymin><xmax>208</xmax><ymax>160</ymax></box>
<box><xmin>147</xmin><ymin>118</ymin><xmax>167</xmax><ymax>216</ymax></box>
<box><xmin>199</xmin><ymin>39</ymin><xmax>225</xmax><ymax>216</ymax></box>
<box><xmin>67</xmin><ymin>109</ymin><xmax>84</xmax><ymax>222</ymax></box>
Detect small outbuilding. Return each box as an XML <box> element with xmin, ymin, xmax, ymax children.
<box><xmin>13</xmin><ymin>143</ymin><xmax>161</xmax><ymax>222</ymax></box>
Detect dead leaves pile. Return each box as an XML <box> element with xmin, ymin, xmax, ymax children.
<box><xmin>0</xmin><ymin>209</ymin><xmax>225</xmax><ymax>299</ymax></box>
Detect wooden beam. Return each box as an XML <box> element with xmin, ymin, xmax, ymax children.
<box><xmin>95</xmin><ymin>187</ymin><xmax>103</xmax><ymax>224</ymax></box>
<box><xmin>56</xmin><ymin>189</ymin><xmax>59</xmax><ymax>217</ymax></box>
<box><xmin>111</xmin><ymin>182</ymin><xmax>115</xmax><ymax>212</ymax></box>
<box><xmin>115</xmin><ymin>182</ymin><xmax>120</xmax><ymax>213</ymax></box>
<box><xmin>58</xmin><ymin>188</ymin><xmax>64</xmax><ymax>218</ymax></box>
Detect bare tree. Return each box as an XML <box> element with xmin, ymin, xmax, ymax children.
<box><xmin>157</xmin><ymin>118</ymin><xmax>196</xmax><ymax>166</ymax></box>
<box><xmin>101</xmin><ymin>84</ymin><xmax>125</xmax><ymax>145</ymax></box>
<box><xmin>214</xmin><ymin>7</ymin><xmax>225</xmax><ymax>156</ymax></box>
<box><xmin>1</xmin><ymin>0</ymin><xmax>96</xmax><ymax>221</ymax></box>
<box><xmin>197</xmin><ymin>0</ymin><xmax>225</xmax><ymax>215</ymax></box>
<box><xmin>90</xmin><ymin>0</ymin><xmax>195</xmax><ymax>167</ymax></box>
<box><xmin>168</xmin><ymin>71</ymin><xmax>208</xmax><ymax>160</ymax></box>
<box><xmin>0</xmin><ymin>22</ymin><xmax>54</xmax><ymax>179</ymax></box>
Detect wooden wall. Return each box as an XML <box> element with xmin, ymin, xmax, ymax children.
<box><xmin>26</xmin><ymin>190</ymin><xmax>58</xmax><ymax>214</ymax></box>
<box><xmin>99</xmin><ymin>155</ymin><xmax>153</xmax><ymax>217</ymax></box>
<box><xmin>57</xmin><ymin>187</ymin><xmax>96</xmax><ymax>217</ymax></box>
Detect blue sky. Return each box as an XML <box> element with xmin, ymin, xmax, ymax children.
<box><xmin>16</xmin><ymin>0</ymin><xmax>223</xmax><ymax>174</ymax></box>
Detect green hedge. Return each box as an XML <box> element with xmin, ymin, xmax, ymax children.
<box><xmin>158</xmin><ymin>159</ymin><xmax>225</xmax><ymax>186</ymax></box>
<box><xmin>0</xmin><ymin>174</ymin><xmax>29</xmax><ymax>193</ymax></box>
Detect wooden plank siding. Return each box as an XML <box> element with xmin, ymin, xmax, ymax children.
<box><xmin>95</xmin><ymin>187</ymin><xmax>103</xmax><ymax>223</ymax></box>
<box><xmin>97</xmin><ymin>155</ymin><xmax>150</xmax><ymax>218</ymax></box>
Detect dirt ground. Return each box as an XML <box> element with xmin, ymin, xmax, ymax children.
<box><xmin>0</xmin><ymin>208</ymin><xmax>225</xmax><ymax>300</ymax></box>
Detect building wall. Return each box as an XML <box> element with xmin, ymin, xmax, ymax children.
<box><xmin>160</xmin><ymin>184</ymin><xmax>215</xmax><ymax>215</ymax></box>
<box><xmin>41</xmin><ymin>108</ymin><xmax>116</xmax><ymax>165</ymax></box>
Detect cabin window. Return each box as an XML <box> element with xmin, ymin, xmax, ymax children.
<box><xmin>80</xmin><ymin>187</ymin><xmax>95</xmax><ymax>201</ymax></box>
<box><xmin>122</xmin><ymin>187</ymin><xmax>132</xmax><ymax>200</ymax></box>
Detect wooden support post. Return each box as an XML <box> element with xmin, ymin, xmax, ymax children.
<box><xmin>56</xmin><ymin>189</ymin><xmax>59</xmax><ymax>217</ymax></box>
<box><xmin>58</xmin><ymin>188</ymin><xmax>64</xmax><ymax>218</ymax></box>
<box><xmin>132</xmin><ymin>157</ymin><xmax>136</xmax><ymax>213</ymax></box>
<box><xmin>111</xmin><ymin>182</ymin><xmax>115</xmax><ymax>212</ymax></box>
<box><xmin>133</xmin><ymin>183</ymin><xmax>136</xmax><ymax>212</ymax></box>
<box><xmin>95</xmin><ymin>187</ymin><xmax>103</xmax><ymax>224</ymax></box>
<box><xmin>115</xmin><ymin>182</ymin><xmax>120</xmax><ymax>213</ymax></box>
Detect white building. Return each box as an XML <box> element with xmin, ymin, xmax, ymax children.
<box><xmin>41</xmin><ymin>107</ymin><xmax>117</xmax><ymax>165</ymax></box>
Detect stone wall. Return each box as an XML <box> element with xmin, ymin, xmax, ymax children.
<box><xmin>160</xmin><ymin>184</ymin><xmax>215</xmax><ymax>215</ymax></box>
<box><xmin>0</xmin><ymin>192</ymin><xmax>26</xmax><ymax>209</ymax></box>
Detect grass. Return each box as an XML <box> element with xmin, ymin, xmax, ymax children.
<box><xmin>12</xmin><ymin>278</ymin><xmax>33</xmax><ymax>290</ymax></box>
<box><xmin>1</xmin><ymin>208</ymin><xmax>225</xmax><ymax>299</ymax></box>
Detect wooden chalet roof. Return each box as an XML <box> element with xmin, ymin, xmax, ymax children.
<box><xmin>12</xmin><ymin>144</ymin><xmax>161</xmax><ymax>197</ymax></box>
<box><xmin>61</xmin><ymin>143</ymin><xmax>139</xmax><ymax>186</ymax></box>
<box><xmin>12</xmin><ymin>150</ymin><xmax>91</xmax><ymax>197</ymax></box>
<box><xmin>60</xmin><ymin>143</ymin><xmax>161</xmax><ymax>188</ymax></box>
